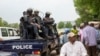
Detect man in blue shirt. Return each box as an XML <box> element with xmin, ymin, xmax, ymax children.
<box><xmin>60</xmin><ymin>29</ymin><xmax>70</xmax><ymax>45</ymax></box>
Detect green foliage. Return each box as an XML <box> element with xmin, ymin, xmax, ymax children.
<box><xmin>74</xmin><ymin>0</ymin><xmax>100</xmax><ymax>24</ymax></box>
<box><xmin>0</xmin><ymin>18</ymin><xmax>9</xmax><ymax>27</ymax></box>
<box><xmin>2</xmin><ymin>20</ymin><xmax>9</xmax><ymax>27</ymax></box>
<box><xmin>9</xmin><ymin>23</ymin><xmax>19</xmax><ymax>28</ymax></box>
<box><xmin>75</xmin><ymin>18</ymin><xmax>83</xmax><ymax>27</ymax></box>
<box><xmin>58</xmin><ymin>21</ymin><xmax>64</xmax><ymax>29</ymax></box>
<box><xmin>65</xmin><ymin>21</ymin><xmax>72</xmax><ymax>28</ymax></box>
<box><xmin>0</xmin><ymin>18</ymin><xmax>3</xmax><ymax>26</ymax></box>
<box><xmin>0</xmin><ymin>17</ymin><xmax>19</xmax><ymax>28</ymax></box>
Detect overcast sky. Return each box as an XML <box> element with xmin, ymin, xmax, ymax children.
<box><xmin>0</xmin><ymin>0</ymin><xmax>79</xmax><ymax>23</ymax></box>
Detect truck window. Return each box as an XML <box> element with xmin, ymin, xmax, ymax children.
<box><xmin>8</xmin><ymin>29</ymin><xmax>14</xmax><ymax>36</ymax></box>
<box><xmin>1</xmin><ymin>28</ymin><xmax>8</xmax><ymax>37</ymax></box>
<box><xmin>13</xmin><ymin>30</ymin><xmax>19</xmax><ymax>36</ymax></box>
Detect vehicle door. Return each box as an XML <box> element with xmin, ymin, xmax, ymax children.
<box><xmin>0</xmin><ymin>28</ymin><xmax>9</xmax><ymax>40</ymax></box>
<box><xmin>8</xmin><ymin>28</ymin><xmax>20</xmax><ymax>40</ymax></box>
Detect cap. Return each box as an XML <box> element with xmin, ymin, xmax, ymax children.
<box><xmin>67</xmin><ymin>32</ymin><xmax>75</xmax><ymax>38</ymax></box>
<box><xmin>80</xmin><ymin>23</ymin><xmax>84</xmax><ymax>27</ymax></box>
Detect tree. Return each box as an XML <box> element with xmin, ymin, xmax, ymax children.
<box><xmin>2</xmin><ymin>20</ymin><xmax>9</xmax><ymax>27</ymax></box>
<box><xmin>75</xmin><ymin>18</ymin><xmax>83</xmax><ymax>27</ymax></box>
<box><xmin>0</xmin><ymin>18</ymin><xmax>3</xmax><ymax>26</ymax></box>
<box><xmin>0</xmin><ymin>17</ymin><xmax>19</xmax><ymax>28</ymax></box>
<box><xmin>0</xmin><ymin>17</ymin><xmax>9</xmax><ymax>27</ymax></box>
<box><xmin>57</xmin><ymin>21</ymin><xmax>64</xmax><ymax>29</ymax></box>
<box><xmin>9</xmin><ymin>23</ymin><xmax>19</xmax><ymax>28</ymax></box>
<box><xmin>74</xmin><ymin>0</ymin><xmax>100</xmax><ymax>23</ymax></box>
<box><xmin>65</xmin><ymin>21</ymin><xmax>72</xmax><ymax>28</ymax></box>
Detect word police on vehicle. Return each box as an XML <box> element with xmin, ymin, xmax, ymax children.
<box><xmin>12</xmin><ymin>45</ymin><xmax>33</xmax><ymax>49</ymax></box>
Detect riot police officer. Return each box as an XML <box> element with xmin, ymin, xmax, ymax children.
<box><xmin>20</xmin><ymin>11</ymin><xmax>27</xmax><ymax>39</ymax></box>
<box><xmin>43</xmin><ymin>12</ymin><xmax>55</xmax><ymax>37</ymax></box>
<box><xmin>20</xmin><ymin>8</ymin><xmax>41</xmax><ymax>39</ymax></box>
<box><xmin>33</xmin><ymin>10</ymin><xmax>50</xmax><ymax>39</ymax></box>
<box><xmin>33</xmin><ymin>10</ymin><xmax>43</xmax><ymax>25</ymax></box>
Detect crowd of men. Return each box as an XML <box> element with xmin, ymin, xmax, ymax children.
<box><xmin>60</xmin><ymin>22</ymin><xmax>100</xmax><ymax>56</ymax></box>
<box><xmin>20</xmin><ymin>8</ymin><xmax>57</xmax><ymax>40</ymax></box>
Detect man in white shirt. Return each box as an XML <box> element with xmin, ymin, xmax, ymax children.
<box><xmin>60</xmin><ymin>32</ymin><xmax>87</xmax><ymax>56</ymax></box>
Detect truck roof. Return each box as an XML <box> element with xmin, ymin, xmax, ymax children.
<box><xmin>0</xmin><ymin>27</ymin><xmax>18</xmax><ymax>29</ymax></box>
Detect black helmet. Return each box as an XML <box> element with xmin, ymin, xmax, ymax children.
<box><xmin>27</xmin><ymin>8</ymin><xmax>33</xmax><ymax>13</ymax></box>
<box><xmin>23</xmin><ymin>11</ymin><xmax>27</xmax><ymax>15</ymax></box>
<box><xmin>45</xmin><ymin>12</ymin><xmax>51</xmax><ymax>15</ymax></box>
<box><xmin>34</xmin><ymin>10</ymin><xmax>39</xmax><ymax>13</ymax></box>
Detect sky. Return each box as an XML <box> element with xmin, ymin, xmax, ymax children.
<box><xmin>0</xmin><ymin>0</ymin><xmax>79</xmax><ymax>23</ymax></box>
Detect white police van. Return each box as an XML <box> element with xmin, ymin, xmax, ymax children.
<box><xmin>0</xmin><ymin>27</ymin><xmax>20</xmax><ymax>40</ymax></box>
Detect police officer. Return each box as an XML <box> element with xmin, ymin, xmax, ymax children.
<box><xmin>33</xmin><ymin>10</ymin><xmax>43</xmax><ymax>25</ymax></box>
<box><xmin>23</xmin><ymin>8</ymin><xmax>41</xmax><ymax>39</ymax></box>
<box><xmin>20</xmin><ymin>11</ymin><xmax>27</xmax><ymax>39</ymax></box>
<box><xmin>43</xmin><ymin>12</ymin><xmax>55</xmax><ymax>37</ymax></box>
<box><xmin>33</xmin><ymin>10</ymin><xmax>49</xmax><ymax>39</ymax></box>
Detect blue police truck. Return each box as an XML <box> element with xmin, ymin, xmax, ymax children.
<box><xmin>0</xmin><ymin>39</ymin><xmax>50</xmax><ymax>56</ymax></box>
